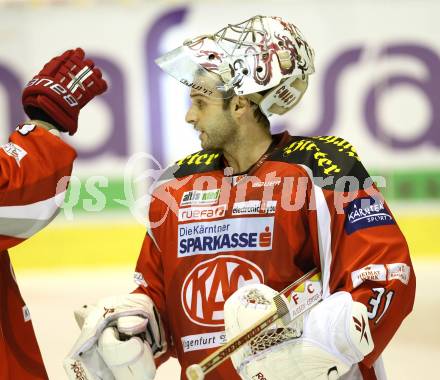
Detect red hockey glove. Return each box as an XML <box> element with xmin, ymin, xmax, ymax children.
<box><xmin>22</xmin><ymin>48</ymin><xmax>108</xmax><ymax>135</ymax></box>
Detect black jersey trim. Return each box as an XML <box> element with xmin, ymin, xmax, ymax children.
<box><xmin>268</xmin><ymin>135</ymin><xmax>372</xmax><ymax>190</ymax></box>
<box><xmin>172</xmin><ymin>150</ymin><xmax>223</xmax><ymax>178</ymax></box>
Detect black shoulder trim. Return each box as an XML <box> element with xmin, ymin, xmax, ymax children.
<box><xmin>268</xmin><ymin>135</ymin><xmax>372</xmax><ymax>190</ymax></box>
<box><xmin>172</xmin><ymin>149</ymin><xmax>223</xmax><ymax>178</ymax></box>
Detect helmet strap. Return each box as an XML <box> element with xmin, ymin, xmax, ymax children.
<box><xmin>250</xmin><ymin>77</ymin><xmax>309</xmax><ymax>117</ymax></box>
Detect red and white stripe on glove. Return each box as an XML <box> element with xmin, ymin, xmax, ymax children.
<box><xmin>22</xmin><ymin>48</ymin><xmax>107</xmax><ymax>135</ymax></box>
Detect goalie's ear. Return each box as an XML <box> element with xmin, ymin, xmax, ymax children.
<box><xmin>229</xmin><ymin>95</ymin><xmax>253</xmax><ymax>120</ymax></box>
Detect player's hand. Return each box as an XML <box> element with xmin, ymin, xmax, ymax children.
<box><xmin>22</xmin><ymin>48</ymin><xmax>107</xmax><ymax>135</ymax></box>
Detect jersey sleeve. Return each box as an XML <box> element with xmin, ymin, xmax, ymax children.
<box><xmin>133</xmin><ymin>190</ymin><xmax>175</xmax><ymax>367</ymax></box>
<box><xmin>313</xmin><ymin>167</ymin><xmax>415</xmax><ymax>368</ymax></box>
<box><xmin>0</xmin><ymin>123</ymin><xmax>76</xmax><ymax>251</ymax></box>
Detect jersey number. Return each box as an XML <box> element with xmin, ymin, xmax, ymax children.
<box><xmin>368</xmin><ymin>287</ymin><xmax>394</xmax><ymax>324</ymax></box>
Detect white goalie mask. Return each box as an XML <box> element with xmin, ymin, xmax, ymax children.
<box><xmin>224</xmin><ymin>284</ymin><xmax>304</xmax><ymax>380</ymax></box>
<box><xmin>156</xmin><ymin>15</ymin><xmax>315</xmax><ymax>117</ymax></box>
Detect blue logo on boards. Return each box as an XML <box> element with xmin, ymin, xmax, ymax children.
<box><xmin>344</xmin><ymin>197</ymin><xmax>395</xmax><ymax>235</ymax></box>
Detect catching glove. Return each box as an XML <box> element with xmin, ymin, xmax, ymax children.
<box><xmin>224</xmin><ymin>285</ymin><xmax>374</xmax><ymax>380</ymax></box>
<box><xmin>22</xmin><ymin>47</ymin><xmax>107</xmax><ymax>135</ymax></box>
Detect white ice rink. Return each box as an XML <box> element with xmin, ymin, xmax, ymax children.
<box><xmin>16</xmin><ymin>260</ymin><xmax>439</xmax><ymax>379</ymax></box>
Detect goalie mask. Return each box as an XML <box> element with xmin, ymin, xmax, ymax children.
<box><xmin>156</xmin><ymin>15</ymin><xmax>315</xmax><ymax>117</ymax></box>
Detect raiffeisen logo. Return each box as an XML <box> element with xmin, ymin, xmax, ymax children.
<box><xmin>178</xmin><ymin>217</ymin><xmax>274</xmax><ymax>257</ymax></box>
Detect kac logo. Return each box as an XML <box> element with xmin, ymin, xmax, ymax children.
<box><xmin>181</xmin><ymin>255</ymin><xmax>264</xmax><ymax>327</ymax></box>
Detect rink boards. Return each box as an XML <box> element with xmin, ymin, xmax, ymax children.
<box><xmin>9</xmin><ymin>212</ymin><xmax>440</xmax><ymax>270</ymax></box>
<box><xmin>8</xmin><ymin>211</ymin><xmax>439</xmax><ymax>379</ymax></box>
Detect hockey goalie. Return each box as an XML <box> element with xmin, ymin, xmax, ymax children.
<box><xmin>65</xmin><ymin>15</ymin><xmax>415</xmax><ymax>380</ymax></box>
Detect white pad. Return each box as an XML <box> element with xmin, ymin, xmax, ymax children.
<box><xmin>64</xmin><ymin>293</ymin><xmax>166</xmax><ymax>380</ymax></box>
<box><xmin>97</xmin><ymin>327</ymin><xmax>156</xmax><ymax>380</ymax></box>
<box><xmin>224</xmin><ymin>287</ymin><xmax>374</xmax><ymax>380</ymax></box>
<box><xmin>302</xmin><ymin>292</ymin><xmax>374</xmax><ymax>364</ymax></box>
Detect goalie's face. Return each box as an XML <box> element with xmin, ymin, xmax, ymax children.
<box><xmin>185</xmin><ymin>89</ymin><xmax>238</xmax><ymax>151</ymax></box>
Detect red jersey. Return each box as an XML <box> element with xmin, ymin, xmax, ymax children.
<box><xmin>135</xmin><ymin>132</ymin><xmax>415</xmax><ymax>380</ymax></box>
<box><xmin>0</xmin><ymin>123</ymin><xmax>76</xmax><ymax>379</ymax></box>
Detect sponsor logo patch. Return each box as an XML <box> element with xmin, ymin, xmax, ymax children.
<box><xmin>178</xmin><ymin>205</ymin><xmax>226</xmax><ymax>222</ymax></box>
<box><xmin>181</xmin><ymin>255</ymin><xmax>264</xmax><ymax>326</ymax></box>
<box><xmin>181</xmin><ymin>331</ymin><xmax>227</xmax><ymax>352</ymax></box>
<box><xmin>286</xmin><ymin>274</ymin><xmax>323</xmax><ymax>320</ymax></box>
<box><xmin>232</xmin><ymin>200</ymin><xmax>277</xmax><ymax>216</ymax></box>
<box><xmin>351</xmin><ymin>264</ymin><xmax>387</xmax><ymax>288</ymax></box>
<box><xmin>387</xmin><ymin>263</ymin><xmax>410</xmax><ymax>285</ymax></box>
<box><xmin>2</xmin><ymin>142</ymin><xmax>27</xmax><ymax>166</ymax></box>
<box><xmin>252</xmin><ymin>179</ymin><xmax>281</xmax><ymax>188</ymax></box>
<box><xmin>351</xmin><ymin>263</ymin><xmax>411</xmax><ymax>288</ymax></box>
<box><xmin>180</xmin><ymin>189</ymin><xmax>220</xmax><ymax>207</ymax></box>
<box><xmin>344</xmin><ymin>197</ymin><xmax>395</xmax><ymax>235</ymax></box>
<box><xmin>178</xmin><ymin>217</ymin><xmax>274</xmax><ymax>257</ymax></box>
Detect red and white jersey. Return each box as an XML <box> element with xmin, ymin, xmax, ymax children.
<box><xmin>0</xmin><ymin>123</ymin><xmax>76</xmax><ymax>252</ymax></box>
<box><xmin>0</xmin><ymin>123</ymin><xmax>76</xmax><ymax>380</ymax></box>
<box><xmin>135</xmin><ymin>132</ymin><xmax>415</xmax><ymax>380</ymax></box>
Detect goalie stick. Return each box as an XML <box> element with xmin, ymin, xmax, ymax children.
<box><xmin>186</xmin><ymin>267</ymin><xmax>322</xmax><ymax>380</ymax></box>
